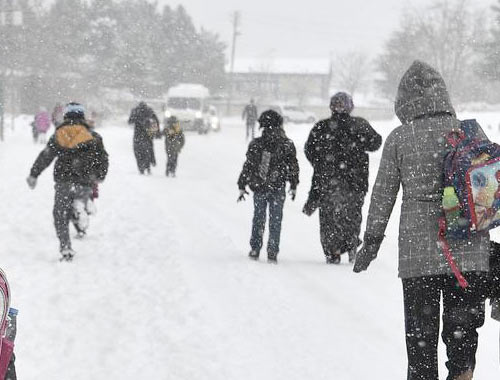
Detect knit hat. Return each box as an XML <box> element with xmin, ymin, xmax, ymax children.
<box><xmin>64</xmin><ymin>102</ymin><xmax>85</xmax><ymax>120</ymax></box>
<box><xmin>258</xmin><ymin>109</ymin><xmax>283</xmax><ymax>129</ymax></box>
<box><xmin>330</xmin><ymin>92</ymin><xmax>354</xmax><ymax>114</ymax></box>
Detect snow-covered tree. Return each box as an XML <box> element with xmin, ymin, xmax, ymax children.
<box><xmin>376</xmin><ymin>0</ymin><xmax>487</xmax><ymax>103</ymax></box>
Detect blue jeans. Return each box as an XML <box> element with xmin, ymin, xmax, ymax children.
<box><xmin>250</xmin><ymin>188</ymin><xmax>286</xmax><ymax>256</ymax></box>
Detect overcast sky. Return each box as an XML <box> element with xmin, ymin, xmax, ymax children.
<box><xmin>160</xmin><ymin>0</ymin><xmax>490</xmax><ymax>60</ymax></box>
<box><xmin>39</xmin><ymin>0</ymin><xmax>493</xmax><ymax>60</ymax></box>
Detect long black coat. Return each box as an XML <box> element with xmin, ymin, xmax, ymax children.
<box><xmin>304</xmin><ymin>113</ymin><xmax>381</xmax><ymax>204</ymax></box>
<box><xmin>128</xmin><ymin>103</ymin><xmax>159</xmax><ymax>171</ymax></box>
<box><xmin>30</xmin><ymin>120</ymin><xmax>109</xmax><ymax>186</ymax></box>
<box><xmin>238</xmin><ymin>128</ymin><xmax>299</xmax><ymax>192</ymax></box>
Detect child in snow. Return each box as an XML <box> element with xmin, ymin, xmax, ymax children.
<box><xmin>163</xmin><ymin>116</ymin><xmax>185</xmax><ymax>177</ymax></box>
<box><xmin>30</xmin><ymin>120</ymin><xmax>39</xmax><ymax>143</ymax></box>
<box><xmin>237</xmin><ymin>110</ymin><xmax>299</xmax><ymax>263</ymax></box>
<box><xmin>51</xmin><ymin>102</ymin><xmax>64</xmax><ymax>127</ymax></box>
<box><xmin>33</xmin><ymin>107</ymin><xmax>51</xmax><ymax>144</ymax></box>
<box><xmin>26</xmin><ymin>103</ymin><xmax>109</xmax><ymax>261</ymax></box>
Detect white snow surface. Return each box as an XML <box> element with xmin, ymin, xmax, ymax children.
<box><xmin>0</xmin><ymin>114</ymin><xmax>499</xmax><ymax>379</ymax></box>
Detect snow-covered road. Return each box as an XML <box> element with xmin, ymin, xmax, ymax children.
<box><xmin>0</xmin><ymin>114</ymin><xmax>498</xmax><ymax>379</ymax></box>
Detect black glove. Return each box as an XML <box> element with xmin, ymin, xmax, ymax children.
<box><xmin>353</xmin><ymin>235</ymin><xmax>384</xmax><ymax>273</ymax></box>
<box><xmin>26</xmin><ymin>176</ymin><xmax>37</xmax><ymax>189</ymax></box>
<box><xmin>302</xmin><ymin>199</ymin><xmax>318</xmax><ymax>216</ymax></box>
<box><xmin>237</xmin><ymin>189</ymin><xmax>249</xmax><ymax>202</ymax></box>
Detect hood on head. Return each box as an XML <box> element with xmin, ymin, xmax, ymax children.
<box><xmin>395</xmin><ymin>60</ymin><xmax>455</xmax><ymax>124</ymax></box>
<box><xmin>330</xmin><ymin>92</ymin><xmax>354</xmax><ymax>115</ymax></box>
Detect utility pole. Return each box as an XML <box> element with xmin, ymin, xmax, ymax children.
<box><xmin>0</xmin><ymin>78</ymin><xmax>3</xmax><ymax>142</ymax></box>
<box><xmin>226</xmin><ymin>11</ymin><xmax>241</xmax><ymax>116</ymax></box>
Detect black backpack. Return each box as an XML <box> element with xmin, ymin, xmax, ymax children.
<box><xmin>249</xmin><ymin>141</ymin><xmax>287</xmax><ymax>192</ymax></box>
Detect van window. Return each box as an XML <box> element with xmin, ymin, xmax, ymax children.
<box><xmin>167</xmin><ymin>97</ymin><xmax>201</xmax><ymax>110</ymax></box>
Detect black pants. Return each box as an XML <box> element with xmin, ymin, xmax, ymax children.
<box><xmin>402</xmin><ymin>272</ymin><xmax>489</xmax><ymax>380</ymax></box>
<box><xmin>166</xmin><ymin>152</ymin><xmax>179</xmax><ymax>175</ymax></box>
<box><xmin>53</xmin><ymin>183</ymin><xmax>92</xmax><ymax>251</ymax></box>
<box><xmin>318</xmin><ymin>189</ymin><xmax>364</xmax><ymax>257</ymax></box>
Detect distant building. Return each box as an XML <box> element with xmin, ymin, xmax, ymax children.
<box><xmin>226</xmin><ymin>58</ymin><xmax>332</xmax><ymax>105</ymax></box>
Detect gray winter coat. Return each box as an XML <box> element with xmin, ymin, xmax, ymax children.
<box><xmin>364</xmin><ymin>61</ymin><xmax>490</xmax><ymax>278</ymax></box>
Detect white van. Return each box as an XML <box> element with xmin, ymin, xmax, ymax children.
<box><xmin>164</xmin><ymin>84</ymin><xmax>211</xmax><ymax>133</ymax></box>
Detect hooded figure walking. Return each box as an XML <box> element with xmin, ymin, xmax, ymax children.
<box><xmin>304</xmin><ymin>92</ymin><xmax>381</xmax><ymax>264</ymax></box>
<box><xmin>26</xmin><ymin>103</ymin><xmax>109</xmax><ymax>261</ymax></box>
<box><xmin>237</xmin><ymin>110</ymin><xmax>299</xmax><ymax>263</ymax></box>
<box><xmin>242</xmin><ymin>98</ymin><xmax>258</xmax><ymax>141</ymax></box>
<box><xmin>354</xmin><ymin>61</ymin><xmax>491</xmax><ymax>380</ymax></box>
<box><xmin>163</xmin><ymin>116</ymin><xmax>185</xmax><ymax>177</ymax></box>
<box><xmin>128</xmin><ymin>102</ymin><xmax>159</xmax><ymax>174</ymax></box>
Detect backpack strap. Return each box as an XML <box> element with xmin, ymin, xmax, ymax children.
<box><xmin>460</xmin><ymin>119</ymin><xmax>479</xmax><ymax>139</ymax></box>
<box><xmin>446</xmin><ymin>119</ymin><xmax>479</xmax><ymax>148</ymax></box>
<box><xmin>437</xmin><ymin>217</ymin><xmax>469</xmax><ymax>289</ymax></box>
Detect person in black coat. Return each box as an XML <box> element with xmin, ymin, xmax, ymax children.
<box><xmin>163</xmin><ymin>116</ymin><xmax>185</xmax><ymax>177</ymax></box>
<box><xmin>242</xmin><ymin>98</ymin><xmax>258</xmax><ymax>140</ymax></box>
<box><xmin>128</xmin><ymin>102</ymin><xmax>159</xmax><ymax>174</ymax></box>
<box><xmin>26</xmin><ymin>103</ymin><xmax>109</xmax><ymax>260</ymax></box>
<box><xmin>237</xmin><ymin>110</ymin><xmax>299</xmax><ymax>263</ymax></box>
<box><xmin>304</xmin><ymin>92</ymin><xmax>381</xmax><ymax>264</ymax></box>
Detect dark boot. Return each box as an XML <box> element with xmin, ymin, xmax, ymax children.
<box><xmin>326</xmin><ymin>252</ymin><xmax>341</xmax><ymax>264</ymax></box>
<box><xmin>248</xmin><ymin>250</ymin><xmax>260</xmax><ymax>260</ymax></box>
<box><xmin>267</xmin><ymin>252</ymin><xmax>278</xmax><ymax>264</ymax></box>
<box><xmin>60</xmin><ymin>247</ymin><xmax>76</xmax><ymax>262</ymax></box>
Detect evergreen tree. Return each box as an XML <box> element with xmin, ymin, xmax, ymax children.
<box><xmin>1</xmin><ymin>0</ymin><xmax>227</xmax><ymax>110</ymax></box>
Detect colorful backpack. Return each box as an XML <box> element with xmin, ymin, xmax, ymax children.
<box><xmin>438</xmin><ymin>119</ymin><xmax>500</xmax><ymax>288</ymax></box>
<box><xmin>0</xmin><ymin>268</ymin><xmax>12</xmax><ymax>378</ymax></box>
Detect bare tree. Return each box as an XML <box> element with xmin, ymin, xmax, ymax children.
<box><xmin>376</xmin><ymin>0</ymin><xmax>487</xmax><ymax>102</ymax></box>
<box><xmin>332</xmin><ymin>51</ymin><xmax>370</xmax><ymax>96</ymax></box>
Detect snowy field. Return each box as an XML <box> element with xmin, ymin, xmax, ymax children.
<box><xmin>0</xmin><ymin>113</ymin><xmax>499</xmax><ymax>379</ymax></box>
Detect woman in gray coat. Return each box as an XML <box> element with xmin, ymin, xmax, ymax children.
<box><xmin>354</xmin><ymin>61</ymin><xmax>490</xmax><ymax>380</ymax></box>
